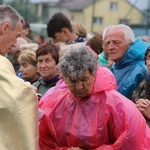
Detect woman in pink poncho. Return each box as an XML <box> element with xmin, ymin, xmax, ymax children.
<box><xmin>39</xmin><ymin>46</ymin><xmax>150</xmax><ymax>150</ymax></box>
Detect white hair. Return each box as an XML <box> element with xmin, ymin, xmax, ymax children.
<box><xmin>103</xmin><ymin>24</ymin><xmax>135</xmax><ymax>43</ymax></box>
<box><xmin>102</xmin><ymin>25</ymin><xmax>113</xmax><ymax>40</ymax></box>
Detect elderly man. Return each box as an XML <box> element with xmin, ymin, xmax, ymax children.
<box><xmin>0</xmin><ymin>5</ymin><xmax>38</xmax><ymax>150</ymax></box>
<box><xmin>103</xmin><ymin>24</ymin><xmax>149</xmax><ymax>99</ymax></box>
<box><xmin>39</xmin><ymin>46</ymin><xmax>150</xmax><ymax>149</ymax></box>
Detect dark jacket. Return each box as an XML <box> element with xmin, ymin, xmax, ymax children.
<box><xmin>33</xmin><ymin>75</ymin><xmax>60</xmax><ymax>96</ymax></box>
<box><xmin>131</xmin><ymin>77</ymin><xmax>150</xmax><ymax>126</ymax></box>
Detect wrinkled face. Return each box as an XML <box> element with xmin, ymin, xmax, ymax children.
<box><xmin>145</xmin><ymin>53</ymin><xmax>150</xmax><ymax>75</ymax></box>
<box><xmin>37</xmin><ymin>53</ymin><xmax>58</xmax><ymax>80</ymax></box>
<box><xmin>0</xmin><ymin>21</ymin><xmax>22</xmax><ymax>56</ymax></box>
<box><xmin>105</xmin><ymin>29</ymin><xmax>130</xmax><ymax>63</ymax></box>
<box><xmin>64</xmin><ymin>70</ymin><xmax>94</xmax><ymax>98</ymax></box>
<box><xmin>19</xmin><ymin>61</ymin><xmax>38</xmax><ymax>82</ymax></box>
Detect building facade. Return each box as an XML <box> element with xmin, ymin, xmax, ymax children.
<box><xmin>31</xmin><ymin>0</ymin><xmax>145</xmax><ymax>34</ymax></box>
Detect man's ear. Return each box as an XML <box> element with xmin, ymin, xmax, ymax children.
<box><xmin>1</xmin><ymin>23</ymin><xmax>10</xmax><ymax>35</ymax></box>
<box><xmin>61</xmin><ymin>28</ymin><xmax>68</xmax><ymax>34</ymax></box>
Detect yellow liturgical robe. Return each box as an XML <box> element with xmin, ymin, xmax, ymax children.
<box><xmin>0</xmin><ymin>55</ymin><xmax>39</xmax><ymax>150</ymax></box>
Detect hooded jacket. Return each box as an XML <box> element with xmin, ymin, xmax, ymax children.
<box><xmin>110</xmin><ymin>38</ymin><xmax>149</xmax><ymax>99</ymax></box>
<box><xmin>39</xmin><ymin>65</ymin><xmax>150</xmax><ymax>150</ymax></box>
<box><xmin>0</xmin><ymin>55</ymin><xmax>39</xmax><ymax>150</ymax></box>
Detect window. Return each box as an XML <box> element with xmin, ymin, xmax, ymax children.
<box><xmin>93</xmin><ymin>17</ymin><xmax>103</xmax><ymax>26</ymax></box>
<box><xmin>119</xmin><ymin>19</ymin><xmax>129</xmax><ymax>24</ymax></box>
<box><xmin>110</xmin><ymin>2</ymin><xmax>118</xmax><ymax>11</ymax></box>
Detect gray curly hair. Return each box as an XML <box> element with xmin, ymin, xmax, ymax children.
<box><xmin>59</xmin><ymin>46</ymin><xmax>98</xmax><ymax>80</ymax></box>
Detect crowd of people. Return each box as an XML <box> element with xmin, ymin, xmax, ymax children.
<box><xmin>1</xmin><ymin>4</ymin><xmax>150</xmax><ymax>150</ymax></box>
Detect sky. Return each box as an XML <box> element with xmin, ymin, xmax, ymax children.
<box><xmin>128</xmin><ymin>0</ymin><xmax>149</xmax><ymax>11</ymax></box>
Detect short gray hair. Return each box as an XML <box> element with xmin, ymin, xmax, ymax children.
<box><xmin>103</xmin><ymin>24</ymin><xmax>135</xmax><ymax>43</ymax></box>
<box><xmin>0</xmin><ymin>5</ymin><xmax>24</xmax><ymax>30</ymax></box>
<box><xmin>102</xmin><ymin>25</ymin><xmax>113</xmax><ymax>40</ymax></box>
<box><xmin>59</xmin><ymin>46</ymin><xmax>98</xmax><ymax>80</ymax></box>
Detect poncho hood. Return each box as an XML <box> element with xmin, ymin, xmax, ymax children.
<box><xmin>92</xmin><ymin>65</ymin><xmax>117</xmax><ymax>94</ymax></box>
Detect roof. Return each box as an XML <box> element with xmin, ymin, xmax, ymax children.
<box><xmin>62</xmin><ymin>0</ymin><xmax>94</xmax><ymax>11</ymax></box>
<box><xmin>61</xmin><ymin>0</ymin><xmax>145</xmax><ymax>12</ymax></box>
<box><xmin>126</xmin><ymin>0</ymin><xmax>145</xmax><ymax>14</ymax></box>
<box><xmin>30</xmin><ymin>0</ymin><xmax>59</xmax><ymax>4</ymax></box>
<box><xmin>30</xmin><ymin>0</ymin><xmax>147</xmax><ymax>13</ymax></box>
<box><xmin>127</xmin><ymin>0</ymin><xmax>148</xmax><ymax>11</ymax></box>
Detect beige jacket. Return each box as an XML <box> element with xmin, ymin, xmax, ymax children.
<box><xmin>0</xmin><ymin>55</ymin><xmax>39</xmax><ymax>150</ymax></box>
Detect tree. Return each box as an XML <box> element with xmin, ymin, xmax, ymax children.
<box><xmin>1</xmin><ymin>0</ymin><xmax>39</xmax><ymax>23</ymax></box>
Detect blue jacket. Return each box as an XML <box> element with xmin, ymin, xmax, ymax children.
<box><xmin>110</xmin><ymin>38</ymin><xmax>149</xmax><ymax>99</ymax></box>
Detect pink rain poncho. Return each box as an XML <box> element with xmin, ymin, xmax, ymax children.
<box><xmin>39</xmin><ymin>65</ymin><xmax>150</xmax><ymax>150</ymax></box>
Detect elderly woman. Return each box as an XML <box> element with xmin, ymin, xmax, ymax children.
<box><xmin>33</xmin><ymin>44</ymin><xmax>60</xmax><ymax>96</ymax></box>
<box><xmin>18</xmin><ymin>50</ymin><xmax>40</xmax><ymax>84</ymax></box>
<box><xmin>39</xmin><ymin>46</ymin><xmax>150</xmax><ymax>149</ymax></box>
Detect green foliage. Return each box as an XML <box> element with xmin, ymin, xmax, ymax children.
<box><xmin>1</xmin><ymin>0</ymin><xmax>39</xmax><ymax>23</ymax></box>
